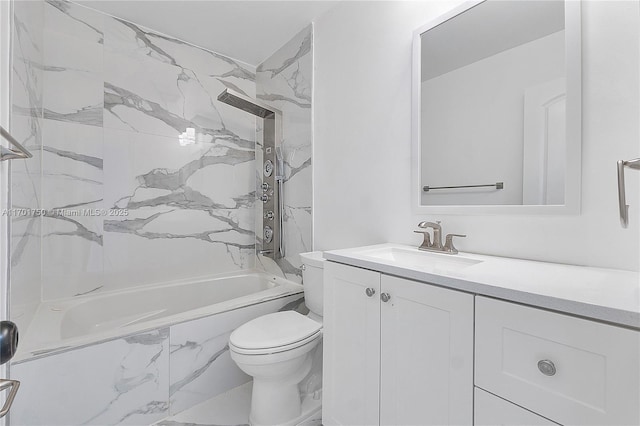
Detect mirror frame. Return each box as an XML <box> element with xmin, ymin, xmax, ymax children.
<box><xmin>411</xmin><ymin>0</ymin><xmax>582</xmax><ymax>215</ymax></box>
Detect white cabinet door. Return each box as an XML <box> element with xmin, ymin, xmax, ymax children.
<box><xmin>379</xmin><ymin>275</ymin><xmax>474</xmax><ymax>426</ymax></box>
<box><xmin>474</xmin><ymin>388</ymin><xmax>559</xmax><ymax>426</ymax></box>
<box><xmin>323</xmin><ymin>262</ymin><xmax>381</xmax><ymax>426</ymax></box>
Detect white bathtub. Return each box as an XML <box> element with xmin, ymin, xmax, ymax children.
<box><xmin>15</xmin><ymin>272</ymin><xmax>302</xmax><ymax>362</ymax></box>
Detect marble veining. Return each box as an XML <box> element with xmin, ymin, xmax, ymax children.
<box><xmin>44</xmin><ymin>210</ymin><xmax>103</xmax><ymax>244</ymax></box>
<box><xmin>43</xmin><ymin>105</ymin><xmax>104</xmax><ymax>127</ymax></box>
<box><xmin>42</xmin><ymin>8</ymin><xmax>104</xmax><ymax>127</ymax></box>
<box><xmin>255</xmin><ymin>25</ymin><xmax>313</xmax><ymax>283</ymax></box>
<box><xmin>168</xmin><ymin>295</ymin><xmax>305</xmax><ymax>415</ymax></box>
<box><xmin>43</xmin><ymin>145</ymin><xmax>103</xmax><ymax>169</ymax></box>
<box><xmin>104</xmin><ymin>82</ymin><xmax>252</xmax><ymax>147</ymax></box>
<box><xmin>258</xmin><ymin>30</ymin><xmax>312</xmax><ymax>80</ymax></box>
<box><xmin>12</xmin><ymin>8</ymin><xmax>44</xmax><ymax>118</ymax></box>
<box><xmin>14</xmin><ymin>1</ymin><xmax>315</xmax><ymax>299</ymax></box>
<box><xmin>103</xmin><ymin>16</ymin><xmax>255</xmax><ymax>140</ymax></box>
<box><xmin>170</xmin><ymin>344</ymin><xmax>230</xmax><ymax>397</ymax></box>
<box><xmin>40</xmin><ymin>118</ymin><xmax>104</xmax><ymax>299</ymax></box>
<box><xmin>17</xmin><ymin>0</ymin><xmax>268</xmax><ymax>297</ymax></box>
<box><xmin>45</xmin><ymin>0</ymin><xmax>104</xmax><ymax>44</ymax></box>
<box><xmin>10</xmin><ymin>1</ymin><xmax>44</xmax><ymax>334</ymax></box>
<box><xmin>11</xmin><ymin>328</ymin><xmax>171</xmax><ymax>426</ymax></box>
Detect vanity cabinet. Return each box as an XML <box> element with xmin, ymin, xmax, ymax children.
<box><xmin>323</xmin><ymin>262</ymin><xmax>474</xmax><ymax>426</ymax></box>
<box><xmin>475</xmin><ymin>296</ymin><xmax>640</xmax><ymax>426</ymax></box>
<box><xmin>323</xmin><ymin>243</ymin><xmax>640</xmax><ymax>425</ymax></box>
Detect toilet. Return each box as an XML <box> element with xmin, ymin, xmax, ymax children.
<box><xmin>229</xmin><ymin>251</ymin><xmax>325</xmax><ymax>426</ymax></box>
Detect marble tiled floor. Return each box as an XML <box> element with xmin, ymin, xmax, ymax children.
<box><xmin>155</xmin><ymin>382</ymin><xmax>322</xmax><ymax>426</ymax></box>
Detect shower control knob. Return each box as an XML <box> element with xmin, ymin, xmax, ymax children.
<box><xmin>264</xmin><ymin>160</ymin><xmax>274</xmax><ymax>177</ymax></box>
<box><xmin>264</xmin><ymin>226</ymin><xmax>274</xmax><ymax>243</ymax></box>
<box><xmin>365</xmin><ymin>288</ymin><xmax>376</xmax><ymax>297</ymax></box>
<box><xmin>264</xmin><ymin>211</ymin><xmax>274</xmax><ymax>220</ymax></box>
<box><xmin>260</xmin><ymin>194</ymin><xmax>270</xmax><ymax>203</ymax></box>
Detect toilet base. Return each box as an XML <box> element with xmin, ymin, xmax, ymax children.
<box><xmin>249</xmin><ymin>390</ymin><xmax>322</xmax><ymax>426</ymax></box>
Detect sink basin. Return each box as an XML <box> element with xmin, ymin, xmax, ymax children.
<box><xmin>357</xmin><ymin>246</ymin><xmax>482</xmax><ymax>273</ymax></box>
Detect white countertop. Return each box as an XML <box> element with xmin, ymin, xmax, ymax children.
<box><xmin>324</xmin><ymin>243</ymin><xmax>640</xmax><ymax>329</ymax></box>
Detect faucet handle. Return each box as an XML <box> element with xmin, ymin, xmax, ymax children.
<box><xmin>444</xmin><ymin>233</ymin><xmax>466</xmax><ymax>254</ymax></box>
<box><xmin>413</xmin><ymin>230</ymin><xmax>432</xmax><ymax>250</ymax></box>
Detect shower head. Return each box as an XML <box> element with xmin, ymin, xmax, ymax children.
<box><xmin>217</xmin><ymin>89</ymin><xmax>275</xmax><ymax>118</ymax></box>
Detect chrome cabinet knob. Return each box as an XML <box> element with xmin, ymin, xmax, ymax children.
<box><xmin>380</xmin><ymin>293</ymin><xmax>391</xmax><ymax>302</ymax></box>
<box><xmin>537</xmin><ymin>359</ymin><xmax>556</xmax><ymax>376</ymax></box>
<box><xmin>365</xmin><ymin>288</ymin><xmax>376</xmax><ymax>297</ymax></box>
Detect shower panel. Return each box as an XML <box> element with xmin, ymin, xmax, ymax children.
<box><xmin>217</xmin><ymin>89</ymin><xmax>284</xmax><ymax>259</ymax></box>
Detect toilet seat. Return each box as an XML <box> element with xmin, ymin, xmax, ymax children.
<box><xmin>230</xmin><ymin>311</ymin><xmax>322</xmax><ymax>355</ymax></box>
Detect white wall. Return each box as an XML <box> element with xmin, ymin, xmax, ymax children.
<box><xmin>314</xmin><ymin>0</ymin><xmax>639</xmax><ymax>271</ymax></box>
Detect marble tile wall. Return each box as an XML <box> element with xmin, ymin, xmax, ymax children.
<box><xmin>11</xmin><ymin>1</ymin><xmax>314</xmax><ymax>299</ymax></box>
<box><xmin>8</xmin><ymin>3</ymin><xmax>315</xmax><ymax>423</ymax></box>
<box><xmin>11</xmin><ymin>328</ymin><xmax>171</xmax><ymax>425</ymax></box>
<box><xmin>37</xmin><ymin>0</ymin><xmax>258</xmax><ymax>299</ymax></box>
<box><xmin>255</xmin><ymin>25</ymin><xmax>313</xmax><ymax>283</ymax></box>
<box><xmin>10</xmin><ymin>0</ymin><xmax>44</xmax><ymax>331</ymax></box>
<box><xmin>10</xmin><ymin>294</ymin><xmax>304</xmax><ymax>425</ymax></box>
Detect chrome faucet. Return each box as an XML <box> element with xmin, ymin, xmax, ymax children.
<box><xmin>418</xmin><ymin>221</ymin><xmax>443</xmax><ymax>249</ymax></box>
<box><xmin>414</xmin><ymin>221</ymin><xmax>466</xmax><ymax>254</ymax></box>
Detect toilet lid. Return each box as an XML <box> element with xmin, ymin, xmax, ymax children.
<box><xmin>229</xmin><ymin>311</ymin><xmax>322</xmax><ymax>351</ymax></box>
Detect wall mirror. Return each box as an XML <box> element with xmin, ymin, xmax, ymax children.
<box><xmin>412</xmin><ymin>0</ymin><xmax>581</xmax><ymax>215</ymax></box>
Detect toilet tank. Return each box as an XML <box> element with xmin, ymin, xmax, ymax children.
<box><xmin>299</xmin><ymin>251</ymin><xmax>325</xmax><ymax>319</ymax></box>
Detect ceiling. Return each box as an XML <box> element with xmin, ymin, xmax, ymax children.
<box><xmin>76</xmin><ymin>0</ymin><xmax>340</xmax><ymax>66</ymax></box>
<box><xmin>421</xmin><ymin>0</ymin><xmax>565</xmax><ymax>81</ymax></box>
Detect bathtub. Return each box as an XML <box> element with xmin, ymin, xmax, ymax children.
<box><xmin>15</xmin><ymin>271</ymin><xmax>303</xmax><ymax>362</ymax></box>
<box><xmin>10</xmin><ymin>271</ymin><xmax>305</xmax><ymax>425</ymax></box>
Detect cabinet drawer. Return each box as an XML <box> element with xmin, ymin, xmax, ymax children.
<box><xmin>475</xmin><ymin>296</ymin><xmax>640</xmax><ymax>426</ymax></box>
<box><xmin>474</xmin><ymin>387</ymin><xmax>559</xmax><ymax>426</ymax></box>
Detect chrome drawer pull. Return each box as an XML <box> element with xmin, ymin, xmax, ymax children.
<box><xmin>381</xmin><ymin>293</ymin><xmax>391</xmax><ymax>303</ymax></box>
<box><xmin>365</xmin><ymin>288</ymin><xmax>376</xmax><ymax>297</ymax></box>
<box><xmin>537</xmin><ymin>359</ymin><xmax>556</xmax><ymax>376</ymax></box>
